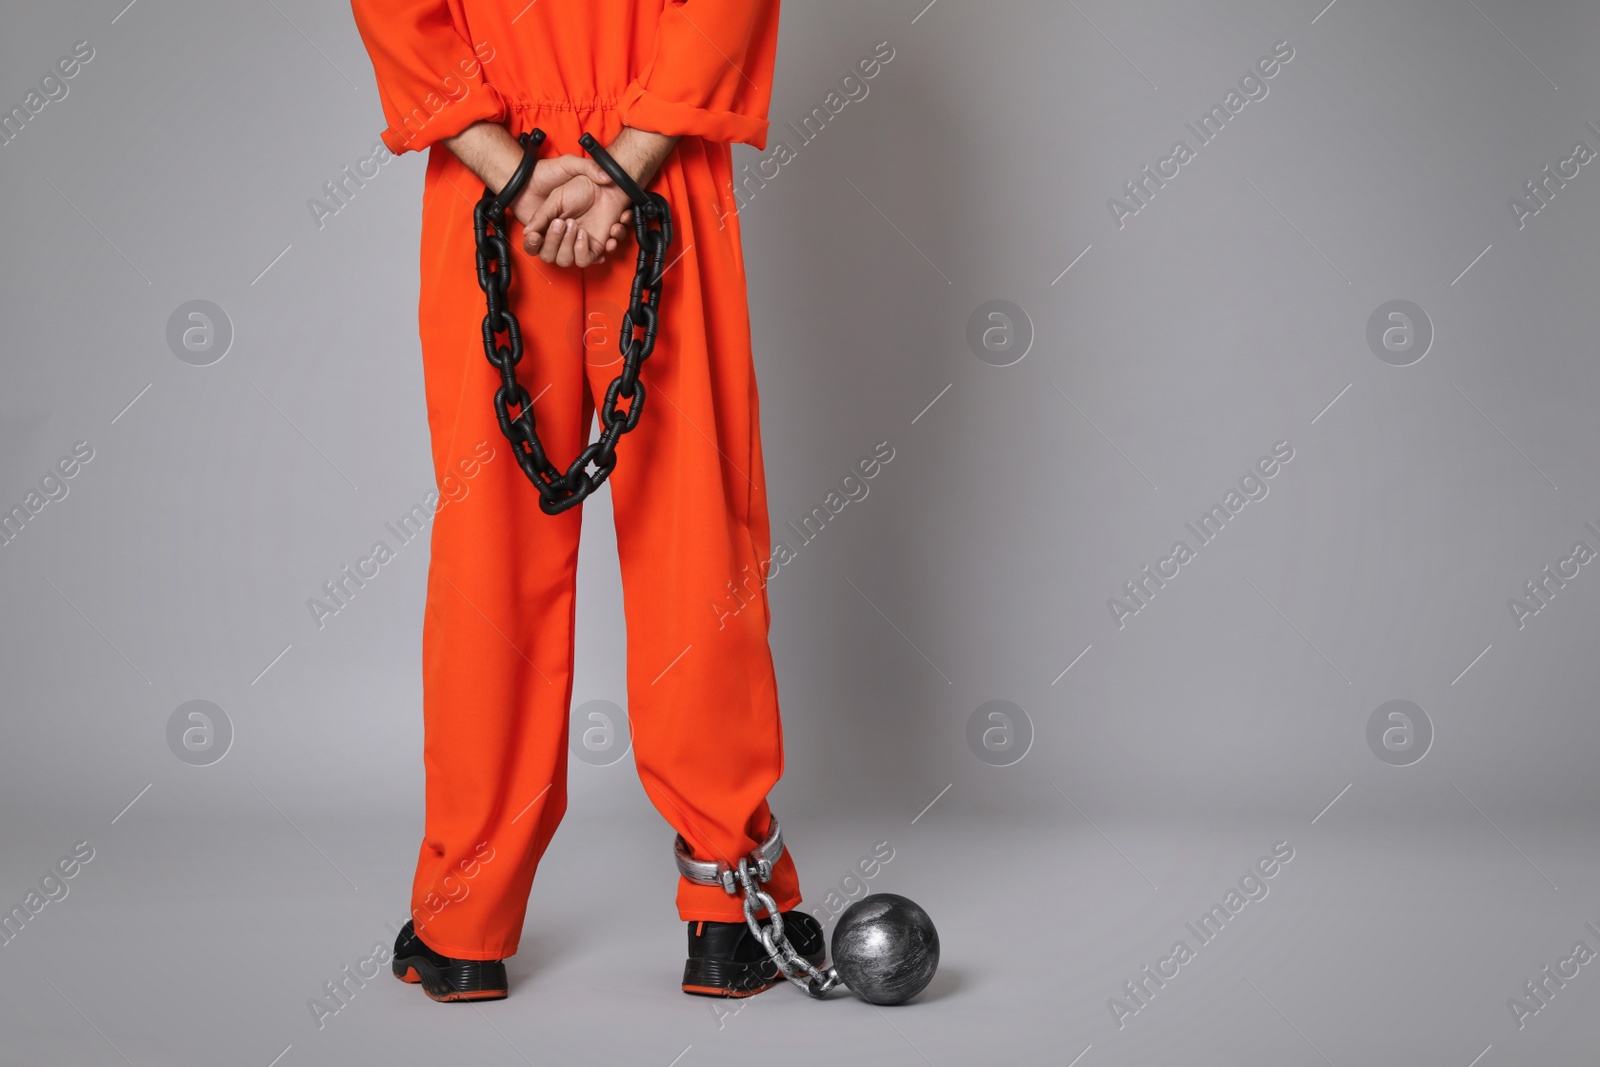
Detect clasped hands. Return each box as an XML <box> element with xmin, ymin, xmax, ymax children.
<box><xmin>447</xmin><ymin>123</ymin><xmax>677</xmax><ymax>270</ymax></box>
<box><xmin>509</xmin><ymin>153</ymin><xmax>636</xmax><ymax>269</ymax></box>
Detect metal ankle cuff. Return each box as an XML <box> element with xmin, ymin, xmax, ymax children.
<box><xmin>674</xmin><ymin>818</ymin><xmax>785</xmax><ymax>894</ymax></box>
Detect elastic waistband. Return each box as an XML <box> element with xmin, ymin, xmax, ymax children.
<box><xmin>508</xmin><ymin>96</ymin><xmax>621</xmax><ymax>114</ymax></box>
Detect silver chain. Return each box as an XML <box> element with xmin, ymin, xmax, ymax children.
<box><xmin>731</xmin><ymin>857</ymin><xmax>840</xmax><ymax>998</ymax></box>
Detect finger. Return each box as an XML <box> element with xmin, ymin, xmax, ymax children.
<box><xmin>526</xmin><ymin>196</ymin><xmax>564</xmax><ymax>238</ymax></box>
<box><xmin>554</xmin><ymin>216</ymin><xmax>580</xmax><ymax>268</ymax></box>
<box><xmin>539</xmin><ymin>218</ymin><xmax>565</xmax><ymax>264</ymax></box>
<box><xmin>575</xmin><ymin>229</ymin><xmax>599</xmax><ymax>269</ymax></box>
<box><xmin>573</xmin><ymin>217</ymin><xmax>616</xmax><ymax>257</ymax></box>
<box><xmin>525</xmin><ymin>207</ymin><xmax>564</xmax><ymax>253</ymax></box>
<box><xmin>604</xmin><ymin>221</ymin><xmax>627</xmax><ymax>255</ymax></box>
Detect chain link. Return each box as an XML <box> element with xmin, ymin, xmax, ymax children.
<box><xmin>732</xmin><ymin>857</ymin><xmax>841</xmax><ymax>998</ymax></box>
<box><xmin>472</xmin><ymin>129</ymin><xmax>673</xmax><ymax>515</ymax></box>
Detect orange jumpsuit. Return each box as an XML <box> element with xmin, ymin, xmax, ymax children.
<box><xmin>350</xmin><ymin>0</ymin><xmax>796</xmax><ymax>961</ymax></box>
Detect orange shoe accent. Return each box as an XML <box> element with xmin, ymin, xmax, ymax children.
<box><xmin>424</xmin><ymin>988</ymin><xmax>508</xmax><ymax>1004</ymax></box>
<box><xmin>681</xmin><ymin>981</ymin><xmax>777</xmax><ymax>999</ymax></box>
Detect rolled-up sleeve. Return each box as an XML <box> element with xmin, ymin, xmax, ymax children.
<box><xmin>350</xmin><ymin>0</ymin><xmax>508</xmax><ymax>155</ymax></box>
<box><xmin>619</xmin><ymin>1</ymin><xmax>781</xmax><ymax>150</ymax></box>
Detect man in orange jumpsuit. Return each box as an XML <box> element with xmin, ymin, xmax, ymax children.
<box><xmin>350</xmin><ymin>0</ymin><xmax>820</xmax><ymax>1001</ymax></box>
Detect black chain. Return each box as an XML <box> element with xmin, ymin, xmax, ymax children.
<box><xmin>472</xmin><ymin>128</ymin><xmax>673</xmax><ymax>516</ymax></box>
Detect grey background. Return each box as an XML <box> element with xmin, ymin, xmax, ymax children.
<box><xmin>3</xmin><ymin>0</ymin><xmax>1600</xmax><ymax>1063</ymax></box>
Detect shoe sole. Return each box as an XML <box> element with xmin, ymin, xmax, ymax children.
<box><xmin>681</xmin><ymin>951</ymin><xmax>825</xmax><ymax>998</ymax></box>
<box><xmin>393</xmin><ymin>957</ymin><xmax>508</xmax><ymax>1002</ymax></box>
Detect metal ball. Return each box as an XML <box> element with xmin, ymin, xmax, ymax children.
<box><xmin>829</xmin><ymin>893</ymin><xmax>940</xmax><ymax>1005</ymax></box>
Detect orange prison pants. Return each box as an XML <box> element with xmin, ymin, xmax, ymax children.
<box><xmin>408</xmin><ymin>123</ymin><xmax>797</xmax><ymax>961</ymax></box>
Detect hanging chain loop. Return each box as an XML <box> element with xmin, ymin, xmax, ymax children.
<box><xmin>472</xmin><ymin>128</ymin><xmax>673</xmax><ymax>515</ymax></box>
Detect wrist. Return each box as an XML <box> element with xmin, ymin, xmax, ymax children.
<box><xmin>484</xmin><ymin>140</ymin><xmax>531</xmax><ymax>196</ymax></box>
<box><xmin>609</xmin><ymin>127</ymin><xmax>678</xmax><ymax>189</ymax></box>
<box><xmin>484</xmin><ymin>156</ymin><xmax>518</xmax><ymax>196</ymax></box>
<box><xmin>446</xmin><ymin>121</ymin><xmax>525</xmax><ymax>193</ymax></box>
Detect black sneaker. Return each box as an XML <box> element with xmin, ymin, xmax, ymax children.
<box><xmin>682</xmin><ymin>909</ymin><xmax>825</xmax><ymax>997</ymax></box>
<box><xmin>391</xmin><ymin>920</ymin><xmax>508</xmax><ymax>1002</ymax></box>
